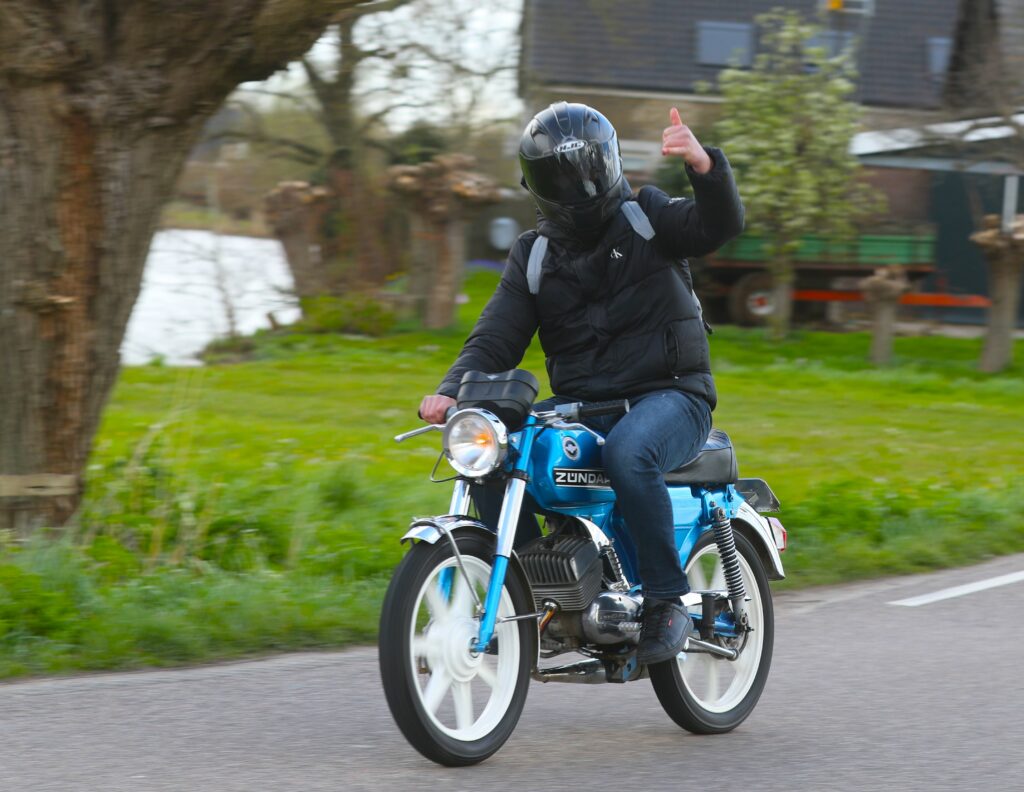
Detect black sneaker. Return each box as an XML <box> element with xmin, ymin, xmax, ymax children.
<box><xmin>637</xmin><ymin>598</ymin><xmax>692</xmax><ymax>665</ymax></box>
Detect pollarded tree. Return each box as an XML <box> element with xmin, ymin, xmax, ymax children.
<box><xmin>0</xmin><ymin>0</ymin><xmax>372</xmax><ymax>533</ymax></box>
<box><xmin>945</xmin><ymin>0</ymin><xmax>1024</xmax><ymax>373</ymax></box>
<box><xmin>715</xmin><ymin>9</ymin><xmax>881</xmax><ymax>338</ymax></box>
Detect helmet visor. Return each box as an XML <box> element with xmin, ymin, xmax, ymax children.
<box><xmin>522</xmin><ymin>138</ymin><xmax>621</xmax><ymax>205</ymax></box>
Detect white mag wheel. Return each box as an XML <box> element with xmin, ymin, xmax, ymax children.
<box><xmin>649</xmin><ymin>530</ymin><xmax>774</xmax><ymax>734</ymax></box>
<box><xmin>379</xmin><ymin>531</ymin><xmax>535</xmax><ymax>766</ymax></box>
<box><xmin>409</xmin><ymin>555</ymin><xmax>519</xmax><ymax>740</ymax></box>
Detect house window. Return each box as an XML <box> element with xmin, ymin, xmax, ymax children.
<box><xmin>807</xmin><ymin>30</ymin><xmax>856</xmax><ymax>58</ymax></box>
<box><xmin>928</xmin><ymin>37</ymin><xmax>952</xmax><ymax>77</ymax></box>
<box><xmin>696</xmin><ymin>21</ymin><xmax>753</xmax><ymax>68</ymax></box>
<box><xmin>821</xmin><ymin>0</ymin><xmax>875</xmax><ymax>15</ymax></box>
<box><xmin>619</xmin><ymin>140</ymin><xmax>660</xmax><ymax>175</ymax></box>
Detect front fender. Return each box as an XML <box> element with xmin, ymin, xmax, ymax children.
<box><xmin>401</xmin><ymin>514</ymin><xmax>492</xmax><ymax>544</ymax></box>
<box><xmin>400</xmin><ymin>514</ymin><xmax>539</xmax><ymax>668</ymax></box>
<box><xmin>400</xmin><ymin>514</ymin><xmax>536</xmax><ymax>598</ymax></box>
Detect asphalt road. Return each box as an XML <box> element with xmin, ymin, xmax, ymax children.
<box><xmin>2</xmin><ymin>554</ymin><xmax>1023</xmax><ymax>792</ymax></box>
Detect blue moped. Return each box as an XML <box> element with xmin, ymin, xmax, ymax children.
<box><xmin>379</xmin><ymin>369</ymin><xmax>786</xmax><ymax>766</ymax></box>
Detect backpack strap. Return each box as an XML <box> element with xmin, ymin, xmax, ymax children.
<box><xmin>527</xmin><ymin>234</ymin><xmax>548</xmax><ymax>295</ymax></box>
<box><xmin>526</xmin><ymin>202</ymin><xmax>652</xmax><ymax>296</ymax></box>
<box><xmin>621</xmin><ymin>201</ymin><xmax>656</xmax><ymax>240</ymax></box>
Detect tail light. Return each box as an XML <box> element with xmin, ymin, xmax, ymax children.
<box><xmin>767</xmin><ymin>517</ymin><xmax>787</xmax><ymax>552</ymax></box>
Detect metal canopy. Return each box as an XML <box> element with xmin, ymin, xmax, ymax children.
<box><xmin>858</xmin><ymin>155</ymin><xmax>1023</xmax><ymax>176</ymax></box>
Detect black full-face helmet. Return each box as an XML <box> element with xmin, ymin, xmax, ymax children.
<box><xmin>519</xmin><ymin>102</ymin><xmax>624</xmax><ymax>233</ymax></box>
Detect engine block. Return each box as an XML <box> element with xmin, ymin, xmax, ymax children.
<box><xmin>518</xmin><ymin>533</ymin><xmax>603</xmax><ymax>611</ymax></box>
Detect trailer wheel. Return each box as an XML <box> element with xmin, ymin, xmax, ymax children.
<box><xmin>728</xmin><ymin>272</ymin><xmax>775</xmax><ymax>326</ymax></box>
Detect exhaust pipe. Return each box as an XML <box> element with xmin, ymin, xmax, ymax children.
<box><xmin>533</xmin><ymin>658</ymin><xmax>607</xmax><ymax>684</ymax></box>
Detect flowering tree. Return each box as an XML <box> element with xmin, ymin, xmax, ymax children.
<box><xmin>715</xmin><ymin>9</ymin><xmax>881</xmax><ymax>338</ymax></box>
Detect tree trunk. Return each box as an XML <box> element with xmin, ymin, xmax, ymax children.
<box><xmin>768</xmin><ymin>263</ymin><xmax>795</xmax><ymax>340</ymax></box>
<box><xmin>406</xmin><ymin>214</ymin><xmax>434</xmax><ymax>322</ymax></box>
<box><xmin>0</xmin><ymin>92</ymin><xmax>201</xmax><ymax>533</ymax></box>
<box><xmin>424</xmin><ymin>216</ymin><xmax>462</xmax><ymax>330</ymax></box>
<box><xmin>264</xmin><ymin>182</ymin><xmax>332</xmax><ymax>301</ymax></box>
<box><xmin>861</xmin><ymin>268</ymin><xmax>909</xmax><ymax>367</ymax></box>
<box><xmin>0</xmin><ymin>0</ymin><xmax>364</xmax><ymax>532</ymax></box>
<box><xmin>979</xmin><ymin>252</ymin><xmax>1023</xmax><ymax>373</ymax></box>
<box><xmin>869</xmin><ymin>301</ymin><xmax>899</xmax><ymax>366</ymax></box>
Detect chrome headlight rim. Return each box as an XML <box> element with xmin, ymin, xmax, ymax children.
<box><xmin>442</xmin><ymin>408</ymin><xmax>508</xmax><ymax>478</ymax></box>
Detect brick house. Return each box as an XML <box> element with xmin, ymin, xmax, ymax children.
<box><xmin>519</xmin><ymin>0</ymin><xmax>962</xmax><ymax>177</ymax></box>
<box><xmin>518</xmin><ymin>0</ymin><xmax>1024</xmax><ymax>323</ymax></box>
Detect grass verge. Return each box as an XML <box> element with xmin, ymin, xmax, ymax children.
<box><xmin>1</xmin><ymin>269</ymin><xmax>1021</xmax><ymax>677</ymax></box>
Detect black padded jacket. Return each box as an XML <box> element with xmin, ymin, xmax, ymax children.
<box><xmin>437</xmin><ymin>147</ymin><xmax>744</xmax><ymax>411</ymax></box>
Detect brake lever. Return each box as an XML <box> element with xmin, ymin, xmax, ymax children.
<box><xmin>394</xmin><ymin>424</ymin><xmax>444</xmax><ymax>443</ymax></box>
<box><xmin>551</xmin><ymin>421</ymin><xmax>606</xmax><ymax>446</ymax></box>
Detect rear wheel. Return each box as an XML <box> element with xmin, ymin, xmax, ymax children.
<box><xmin>379</xmin><ymin>531</ymin><xmax>536</xmax><ymax>766</ymax></box>
<box><xmin>649</xmin><ymin>530</ymin><xmax>774</xmax><ymax>733</ymax></box>
<box><xmin>728</xmin><ymin>272</ymin><xmax>775</xmax><ymax>326</ymax></box>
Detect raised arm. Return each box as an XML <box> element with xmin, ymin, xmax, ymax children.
<box><xmin>645</xmin><ymin>107</ymin><xmax>745</xmax><ymax>259</ymax></box>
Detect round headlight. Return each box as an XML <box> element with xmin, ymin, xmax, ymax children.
<box><xmin>442</xmin><ymin>409</ymin><xmax>508</xmax><ymax>478</ymax></box>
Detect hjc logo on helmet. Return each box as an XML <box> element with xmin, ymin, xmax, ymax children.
<box><xmin>553</xmin><ymin>139</ymin><xmax>586</xmax><ymax>153</ymax></box>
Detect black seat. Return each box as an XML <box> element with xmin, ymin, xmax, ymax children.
<box><xmin>664</xmin><ymin>429</ymin><xmax>738</xmax><ymax>485</ymax></box>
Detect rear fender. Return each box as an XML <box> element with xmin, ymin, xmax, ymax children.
<box><xmin>733</xmin><ymin>502</ymin><xmax>786</xmax><ymax>580</ymax></box>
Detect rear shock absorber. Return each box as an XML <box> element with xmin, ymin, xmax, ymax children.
<box><xmin>712</xmin><ymin>506</ymin><xmax>750</xmax><ymax>630</ymax></box>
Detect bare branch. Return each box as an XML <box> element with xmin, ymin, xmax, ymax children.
<box><xmin>342</xmin><ymin>0</ymin><xmax>416</xmax><ymax>21</ymax></box>
<box><xmin>358</xmin><ymin>101</ymin><xmax>436</xmax><ymax>132</ymax></box>
<box><xmin>207</xmin><ymin>129</ymin><xmax>324</xmax><ymax>165</ymax></box>
<box><xmin>399</xmin><ymin>42</ymin><xmax>517</xmax><ymax>79</ymax></box>
<box><xmin>301</xmin><ymin>56</ymin><xmax>327</xmax><ymax>95</ymax></box>
<box><xmin>216</xmin><ymin>99</ymin><xmax>325</xmax><ymax>164</ymax></box>
<box><xmin>233</xmin><ymin>86</ymin><xmax>322</xmax><ymax>116</ymax></box>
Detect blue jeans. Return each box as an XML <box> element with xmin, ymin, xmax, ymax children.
<box><xmin>471</xmin><ymin>388</ymin><xmax>712</xmax><ymax>600</ymax></box>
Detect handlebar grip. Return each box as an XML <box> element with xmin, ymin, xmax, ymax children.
<box><xmin>577</xmin><ymin>399</ymin><xmax>630</xmax><ymax>419</ymax></box>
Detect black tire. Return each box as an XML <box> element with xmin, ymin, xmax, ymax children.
<box><xmin>649</xmin><ymin>530</ymin><xmax>774</xmax><ymax>734</ymax></box>
<box><xmin>727</xmin><ymin>271</ymin><xmax>775</xmax><ymax>326</ymax></box>
<box><xmin>379</xmin><ymin>531</ymin><xmax>536</xmax><ymax>766</ymax></box>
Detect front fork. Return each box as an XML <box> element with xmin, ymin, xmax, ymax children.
<box><xmin>461</xmin><ymin>419</ymin><xmax>537</xmax><ymax>653</ymax></box>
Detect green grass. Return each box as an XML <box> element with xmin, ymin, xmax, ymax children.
<box><xmin>159</xmin><ymin>200</ymin><xmax>269</xmax><ymax>238</ymax></box>
<box><xmin>1</xmin><ymin>268</ymin><xmax>1022</xmax><ymax>677</ymax></box>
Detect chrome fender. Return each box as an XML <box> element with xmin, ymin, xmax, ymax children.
<box><xmin>400</xmin><ymin>514</ymin><xmax>539</xmax><ymax>666</ymax></box>
<box><xmin>734</xmin><ymin>501</ymin><xmax>786</xmax><ymax>580</ymax></box>
<box><xmin>400</xmin><ymin>514</ymin><xmax>492</xmax><ymax>544</ymax></box>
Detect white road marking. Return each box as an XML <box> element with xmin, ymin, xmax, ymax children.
<box><xmin>888</xmin><ymin>570</ymin><xmax>1024</xmax><ymax>607</ymax></box>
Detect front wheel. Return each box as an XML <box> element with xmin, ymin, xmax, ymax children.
<box><xmin>649</xmin><ymin>529</ymin><xmax>774</xmax><ymax>734</ymax></box>
<box><xmin>378</xmin><ymin>531</ymin><xmax>536</xmax><ymax>766</ymax></box>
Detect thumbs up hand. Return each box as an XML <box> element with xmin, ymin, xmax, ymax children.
<box><xmin>662</xmin><ymin>107</ymin><xmax>712</xmax><ymax>174</ymax></box>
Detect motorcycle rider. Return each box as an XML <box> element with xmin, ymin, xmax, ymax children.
<box><xmin>419</xmin><ymin>102</ymin><xmax>744</xmax><ymax>665</ymax></box>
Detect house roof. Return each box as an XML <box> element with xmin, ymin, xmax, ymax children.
<box><xmin>521</xmin><ymin>0</ymin><xmax>962</xmax><ymax>110</ymax></box>
<box><xmin>851</xmin><ymin>113</ymin><xmax>1024</xmax><ymax>156</ymax></box>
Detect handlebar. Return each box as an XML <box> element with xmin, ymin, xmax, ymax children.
<box><xmin>550</xmin><ymin>399</ymin><xmax>630</xmax><ymax>423</ymax></box>
<box><xmin>399</xmin><ymin>400</ymin><xmax>629</xmax><ymax>443</ymax></box>
<box><xmin>577</xmin><ymin>399</ymin><xmax>630</xmax><ymax>420</ymax></box>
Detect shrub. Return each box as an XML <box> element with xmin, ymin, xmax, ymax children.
<box><xmin>298</xmin><ymin>294</ymin><xmax>396</xmax><ymax>336</ymax></box>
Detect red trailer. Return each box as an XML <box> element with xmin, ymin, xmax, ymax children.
<box><xmin>694</xmin><ymin>232</ymin><xmax>989</xmax><ymax>325</ymax></box>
